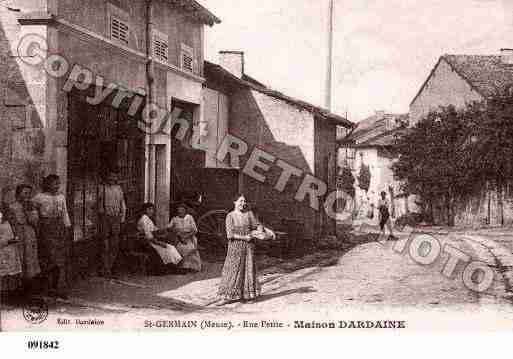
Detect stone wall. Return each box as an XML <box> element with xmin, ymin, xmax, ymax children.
<box><xmin>0</xmin><ymin>3</ymin><xmax>53</xmax><ymax>206</ymax></box>
<box><xmin>228</xmin><ymin>88</ymin><xmax>324</xmax><ymax>240</ymax></box>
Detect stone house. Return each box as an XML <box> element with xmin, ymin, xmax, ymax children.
<box><xmin>0</xmin><ymin>0</ymin><xmax>220</xmax><ymax>274</ymax></box>
<box><xmin>410</xmin><ymin>49</ymin><xmax>513</xmax><ymax>124</ymax></box>
<box><xmin>409</xmin><ymin>49</ymin><xmax>513</xmax><ymax>226</ymax></box>
<box><xmin>200</xmin><ymin>51</ymin><xmax>354</xmax><ymax>241</ymax></box>
<box><xmin>338</xmin><ymin>111</ymin><xmax>415</xmax><ymax>224</ymax></box>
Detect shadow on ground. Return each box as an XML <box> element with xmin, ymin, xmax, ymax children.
<box><xmin>254</xmin><ymin>287</ymin><xmax>317</xmax><ymax>304</ymax></box>
<box><xmin>2</xmin><ymin>231</ymin><xmax>377</xmax><ymax>315</ymax></box>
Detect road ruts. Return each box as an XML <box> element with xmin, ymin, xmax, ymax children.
<box><xmin>459</xmin><ymin>235</ymin><xmax>513</xmax><ymax>305</ymax></box>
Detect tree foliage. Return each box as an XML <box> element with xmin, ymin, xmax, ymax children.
<box><xmin>357</xmin><ymin>163</ymin><xmax>371</xmax><ymax>193</ymax></box>
<box><xmin>392</xmin><ymin>95</ymin><xmax>513</xmax><ymax>226</ymax></box>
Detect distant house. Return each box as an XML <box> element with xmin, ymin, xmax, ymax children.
<box><xmin>410</xmin><ymin>49</ymin><xmax>513</xmax><ymax>124</ymax></box>
<box><xmin>197</xmin><ymin>51</ymin><xmax>354</xmax><ymax>240</ymax></box>
<box><xmin>338</xmin><ymin>111</ymin><xmax>414</xmax><ymax>222</ymax></box>
<box><xmin>410</xmin><ymin>49</ymin><xmax>513</xmax><ymax>226</ymax></box>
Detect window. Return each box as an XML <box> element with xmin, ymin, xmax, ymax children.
<box><xmin>336</xmin><ymin>126</ymin><xmax>349</xmax><ymax>140</ymax></box>
<box><xmin>153</xmin><ymin>30</ymin><xmax>168</xmax><ymax>62</ymax></box>
<box><xmin>346</xmin><ymin>148</ymin><xmax>356</xmax><ymax>170</ymax></box>
<box><xmin>110</xmin><ymin>16</ymin><xmax>129</xmax><ymax>45</ymax></box>
<box><xmin>181</xmin><ymin>43</ymin><xmax>194</xmax><ymax>73</ymax></box>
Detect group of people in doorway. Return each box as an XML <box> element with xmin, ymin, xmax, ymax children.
<box><xmin>0</xmin><ymin>170</ymin><xmax>206</xmax><ymax>302</ymax></box>
<box><xmin>1</xmin><ymin>168</ymin><xmax>269</xmax><ymax>306</ymax></box>
<box><xmin>91</xmin><ymin>170</ymin><xmax>203</xmax><ymax>278</ymax></box>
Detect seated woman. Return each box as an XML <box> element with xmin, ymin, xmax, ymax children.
<box><xmin>167</xmin><ymin>204</ymin><xmax>202</xmax><ymax>272</ymax></box>
<box><xmin>136</xmin><ymin>203</ymin><xmax>184</xmax><ymax>275</ymax></box>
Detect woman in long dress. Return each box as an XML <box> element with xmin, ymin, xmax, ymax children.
<box><xmin>136</xmin><ymin>203</ymin><xmax>184</xmax><ymax>275</ymax></box>
<box><xmin>0</xmin><ymin>211</ymin><xmax>23</xmax><ymax>302</ymax></box>
<box><xmin>217</xmin><ymin>194</ymin><xmax>264</xmax><ymax>305</ymax></box>
<box><xmin>32</xmin><ymin>175</ymin><xmax>71</xmax><ymax>299</ymax></box>
<box><xmin>8</xmin><ymin>185</ymin><xmax>41</xmax><ymax>295</ymax></box>
<box><xmin>167</xmin><ymin>204</ymin><xmax>202</xmax><ymax>272</ymax></box>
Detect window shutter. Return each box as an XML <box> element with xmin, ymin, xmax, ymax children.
<box><xmin>152</xmin><ymin>30</ymin><xmax>169</xmax><ymax>62</ymax></box>
<box><xmin>110</xmin><ymin>16</ymin><xmax>129</xmax><ymax>45</ymax></box>
<box><xmin>181</xmin><ymin>44</ymin><xmax>194</xmax><ymax>73</ymax></box>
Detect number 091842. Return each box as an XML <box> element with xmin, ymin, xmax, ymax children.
<box><xmin>27</xmin><ymin>341</ymin><xmax>60</xmax><ymax>350</ymax></box>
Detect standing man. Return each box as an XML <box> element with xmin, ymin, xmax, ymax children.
<box><xmin>98</xmin><ymin>170</ymin><xmax>126</xmax><ymax>278</ymax></box>
<box><xmin>377</xmin><ymin>191</ymin><xmax>394</xmax><ymax>241</ymax></box>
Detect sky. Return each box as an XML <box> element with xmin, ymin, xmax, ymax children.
<box><xmin>200</xmin><ymin>0</ymin><xmax>511</xmax><ymax>122</ymax></box>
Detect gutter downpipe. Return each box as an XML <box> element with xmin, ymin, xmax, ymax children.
<box><xmin>145</xmin><ymin>0</ymin><xmax>156</xmax><ymax>203</ymax></box>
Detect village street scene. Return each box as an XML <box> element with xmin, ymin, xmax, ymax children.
<box><xmin>2</xmin><ymin>0</ymin><xmax>513</xmax><ymax>331</ymax></box>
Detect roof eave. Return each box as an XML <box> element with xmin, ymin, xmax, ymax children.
<box><xmin>320</xmin><ymin>115</ymin><xmax>354</xmax><ymax>128</ymax></box>
<box><xmin>169</xmin><ymin>0</ymin><xmax>221</xmax><ymax>26</ymax></box>
<box><xmin>205</xmin><ymin>61</ymin><xmax>354</xmax><ymax>128</ymax></box>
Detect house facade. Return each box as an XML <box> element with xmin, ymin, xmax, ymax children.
<box><xmin>409</xmin><ymin>49</ymin><xmax>513</xmax><ymax>226</ymax></box>
<box><xmin>338</xmin><ymin>111</ymin><xmax>415</xmax><ymax>225</ymax></box>
<box><xmin>0</xmin><ymin>0</ymin><xmax>219</xmax><ymax>272</ymax></box>
<box><xmin>202</xmin><ymin>52</ymin><xmax>354</xmax><ymax>241</ymax></box>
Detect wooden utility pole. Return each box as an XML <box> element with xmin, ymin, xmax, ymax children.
<box><xmin>325</xmin><ymin>0</ymin><xmax>334</xmax><ymax>110</ymax></box>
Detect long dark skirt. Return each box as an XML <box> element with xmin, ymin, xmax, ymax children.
<box><xmin>218</xmin><ymin>239</ymin><xmax>260</xmax><ymax>300</ymax></box>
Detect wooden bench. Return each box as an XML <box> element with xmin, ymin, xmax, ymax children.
<box><xmin>120</xmin><ymin>222</ymin><xmax>150</xmax><ymax>275</ymax></box>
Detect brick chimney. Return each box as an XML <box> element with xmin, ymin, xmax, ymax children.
<box><xmin>375</xmin><ymin>110</ymin><xmax>385</xmax><ymax>120</ymax></box>
<box><xmin>219</xmin><ymin>51</ymin><xmax>244</xmax><ymax>78</ymax></box>
<box><xmin>500</xmin><ymin>48</ymin><xmax>513</xmax><ymax>65</ymax></box>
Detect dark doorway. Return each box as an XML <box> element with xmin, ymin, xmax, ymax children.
<box><xmin>169</xmin><ymin>99</ymin><xmax>240</xmax><ymax>216</ymax></box>
<box><xmin>170</xmin><ymin>99</ymin><xmax>204</xmax><ymax>205</ymax></box>
<box><xmin>67</xmin><ymin>89</ymin><xmax>145</xmax><ymax>242</ymax></box>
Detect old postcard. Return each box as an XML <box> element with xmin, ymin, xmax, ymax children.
<box><xmin>1</xmin><ymin>0</ymin><xmax>513</xmax><ymax>338</ymax></box>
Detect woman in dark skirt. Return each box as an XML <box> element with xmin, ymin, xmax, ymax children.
<box><xmin>217</xmin><ymin>194</ymin><xmax>264</xmax><ymax>305</ymax></box>
<box><xmin>32</xmin><ymin>175</ymin><xmax>71</xmax><ymax>299</ymax></box>
<box><xmin>9</xmin><ymin>184</ymin><xmax>41</xmax><ymax>296</ymax></box>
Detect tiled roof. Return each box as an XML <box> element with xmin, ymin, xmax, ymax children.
<box><xmin>168</xmin><ymin>0</ymin><xmax>221</xmax><ymax>26</ymax></box>
<box><xmin>340</xmin><ymin>112</ymin><xmax>407</xmax><ymax>147</ymax></box>
<box><xmin>352</xmin><ymin>130</ymin><xmax>403</xmax><ymax>148</ymax></box>
<box><xmin>204</xmin><ymin>61</ymin><xmax>354</xmax><ymax>128</ymax></box>
<box><xmin>411</xmin><ymin>54</ymin><xmax>513</xmax><ymax>105</ymax></box>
